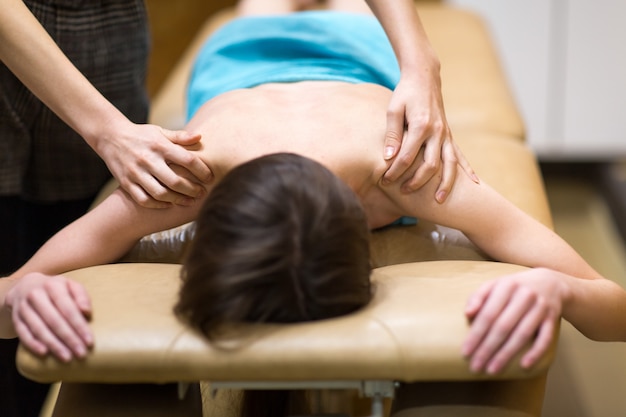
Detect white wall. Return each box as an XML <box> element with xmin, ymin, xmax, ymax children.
<box><xmin>444</xmin><ymin>0</ymin><xmax>626</xmax><ymax>160</ymax></box>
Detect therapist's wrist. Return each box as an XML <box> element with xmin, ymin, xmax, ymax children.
<box><xmin>80</xmin><ymin>105</ymin><xmax>134</xmax><ymax>157</ymax></box>
<box><xmin>398</xmin><ymin>45</ymin><xmax>440</xmax><ymax>75</ymax></box>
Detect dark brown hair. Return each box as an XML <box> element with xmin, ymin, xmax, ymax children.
<box><xmin>176</xmin><ymin>152</ymin><xmax>372</xmax><ymax>338</ymax></box>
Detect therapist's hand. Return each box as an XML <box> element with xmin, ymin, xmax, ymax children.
<box><xmin>6</xmin><ymin>273</ymin><xmax>93</xmax><ymax>362</ymax></box>
<box><xmin>462</xmin><ymin>268</ymin><xmax>564</xmax><ymax>375</ymax></box>
<box><xmin>382</xmin><ymin>73</ymin><xmax>478</xmax><ymax>203</ymax></box>
<box><xmin>96</xmin><ymin>122</ymin><xmax>212</xmax><ymax>209</ymax></box>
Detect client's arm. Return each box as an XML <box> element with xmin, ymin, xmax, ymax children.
<box><xmin>384</xmin><ymin>165</ymin><xmax>626</xmax><ymax>373</ymax></box>
<box><xmin>0</xmin><ymin>188</ymin><xmax>201</xmax><ymax>360</ymax></box>
<box><xmin>365</xmin><ymin>0</ymin><xmax>477</xmax><ymax>200</ymax></box>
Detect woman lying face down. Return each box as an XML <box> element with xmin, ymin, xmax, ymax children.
<box><xmin>2</xmin><ymin>139</ymin><xmax>625</xmax><ymax>377</ymax></box>
<box><xmin>2</xmin><ymin>0</ymin><xmax>626</xmax><ymax>383</ymax></box>
<box><xmin>4</xmin><ymin>150</ymin><xmax>625</xmax><ymax>417</ymax></box>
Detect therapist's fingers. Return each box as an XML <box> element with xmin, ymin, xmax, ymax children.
<box><xmin>382</xmin><ymin>107</ymin><xmax>405</xmax><ymax>164</ymax></box>
<box><xmin>429</xmin><ymin>139</ymin><xmax>459</xmax><ymax>203</ymax></box>
<box><xmin>384</xmin><ymin>130</ymin><xmax>429</xmax><ymax>186</ymax></box>
<box><xmin>114</xmin><ymin>126</ymin><xmax>210</xmax><ymax>209</ymax></box>
<box><xmin>128</xmin><ymin>161</ymin><xmax>204</xmax><ymax>209</ymax></box>
<box><xmin>431</xmin><ymin>140</ymin><xmax>479</xmax><ymax>203</ymax></box>
<box><xmin>399</xmin><ymin>134</ymin><xmax>443</xmax><ymax>194</ymax></box>
<box><xmin>144</xmin><ymin>151</ymin><xmax>207</xmax><ymax>205</ymax></box>
<box><xmin>399</xmin><ymin>128</ymin><xmax>461</xmax><ymax>195</ymax></box>
<box><xmin>163</xmin><ymin>128</ymin><xmax>202</xmax><ymax>146</ymax></box>
<box><xmin>434</xmin><ymin>146</ymin><xmax>457</xmax><ymax>203</ymax></box>
<box><xmin>453</xmin><ymin>141</ymin><xmax>479</xmax><ymax>184</ymax></box>
<box><xmin>382</xmin><ymin>102</ymin><xmax>428</xmax><ymax>184</ymax></box>
<box><xmin>160</xmin><ymin>128</ymin><xmax>212</xmax><ymax>185</ymax></box>
<box><xmin>122</xmin><ymin>180</ymin><xmax>172</xmax><ymax>209</ymax></box>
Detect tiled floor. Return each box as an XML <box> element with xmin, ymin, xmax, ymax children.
<box><xmin>540</xmin><ymin>161</ymin><xmax>626</xmax><ymax>417</ymax></box>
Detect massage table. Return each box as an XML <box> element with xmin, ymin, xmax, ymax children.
<box><xmin>16</xmin><ymin>3</ymin><xmax>557</xmax><ymax>417</ymax></box>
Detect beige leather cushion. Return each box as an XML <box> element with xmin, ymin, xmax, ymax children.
<box><xmin>17</xmin><ymin>261</ymin><xmax>556</xmax><ymax>384</ymax></box>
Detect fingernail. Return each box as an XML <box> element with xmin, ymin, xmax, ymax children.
<box><xmin>487</xmin><ymin>363</ymin><xmax>501</xmax><ymax>375</ymax></box>
<box><xmin>60</xmin><ymin>349</ymin><xmax>72</xmax><ymax>363</ymax></box>
<box><xmin>75</xmin><ymin>345</ymin><xmax>86</xmax><ymax>358</ymax></box>
<box><xmin>465</xmin><ymin>296</ymin><xmax>477</xmax><ymax>311</ymax></box>
<box><xmin>384</xmin><ymin>146</ymin><xmax>395</xmax><ymax>159</ymax></box>
<box><xmin>521</xmin><ymin>356</ymin><xmax>533</xmax><ymax>369</ymax></box>
<box><xmin>472</xmin><ymin>173</ymin><xmax>480</xmax><ymax>183</ymax></box>
<box><xmin>470</xmin><ymin>360</ymin><xmax>483</xmax><ymax>374</ymax></box>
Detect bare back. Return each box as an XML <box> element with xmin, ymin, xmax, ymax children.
<box><xmin>186</xmin><ymin>81</ymin><xmax>402</xmax><ymax>227</ymax></box>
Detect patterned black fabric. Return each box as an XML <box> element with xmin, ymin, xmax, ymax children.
<box><xmin>0</xmin><ymin>0</ymin><xmax>150</xmax><ymax>201</ymax></box>
<box><xmin>1</xmin><ymin>3</ymin><xmax>150</xmax><ymax>416</ymax></box>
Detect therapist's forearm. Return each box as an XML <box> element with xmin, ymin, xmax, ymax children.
<box><xmin>364</xmin><ymin>0</ymin><xmax>439</xmax><ymax>71</ymax></box>
<box><xmin>0</xmin><ymin>0</ymin><xmax>132</xmax><ymax>151</ymax></box>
